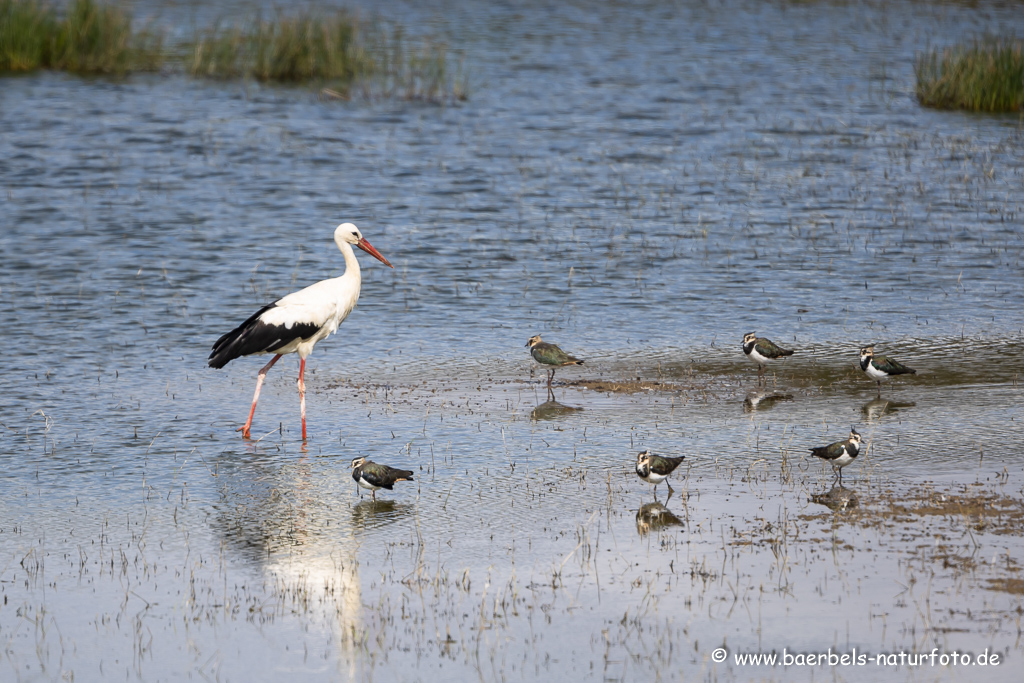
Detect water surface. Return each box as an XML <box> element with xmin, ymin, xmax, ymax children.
<box><xmin>2</xmin><ymin>0</ymin><xmax>1024</xmax><ymax>680</ymax></box>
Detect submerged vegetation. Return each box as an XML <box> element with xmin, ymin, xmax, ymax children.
<box><xmin>916</xmin><ymin>38</ymin><xmax>1024</xmax><ymax>113</ymax></box>
<box><xmin>0</xmin><ymin>0</ymin><xmax>466</xmax><ymax>101</ymax></box>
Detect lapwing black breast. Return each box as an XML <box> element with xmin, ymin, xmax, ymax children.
<box><xmin>809</xmin><ymin>429</ymin><xmax>862</xmax><ymax>485</ymax></box>
<box><xmin>351</xmin><ymin>457</ymin><xmax>414</xmax><ymax>499</ymax></box>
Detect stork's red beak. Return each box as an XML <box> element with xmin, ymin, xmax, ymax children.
<box><xmin>356</xmin><ymin>237</ymin><xmax>393</xmax><ymax>268</ymax></box>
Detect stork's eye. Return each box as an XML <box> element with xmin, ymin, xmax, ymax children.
<box><xmin>351</xmin><ymin>231</ymin><xmax>358</xmax><ymax>237</ymax></box>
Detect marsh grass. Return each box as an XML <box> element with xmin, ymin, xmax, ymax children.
<box><xmin>366</xmin><ymin>25</ymin><xmax>468</xmax><ymax>102</ymax></box>
<box><xmin>0</xmin><ymin>0</ymin><xmax>162</xmax><ymax>74</ymax></box>
<box><xmin>916</xmin><ymin>38</ymin><xmax>1024</xmax><ymax>113</ymax></box>
<box><xmin>188</xmin><ymin>11</ymin><xmax>369</xmax><ymax>83</ymax></box>
<box><xmin>0</xmin><ymin>0</ymin><xmax>51</xmax><ymax>71</ymax></box>
<box><xmin>1</xmin><ymin>1</ymin><xmax>466</xmax><ymax>101</ymax></box>
<box><xmin>189</xmin><ymin>11</ymin><xmax>466</xmax><ymax>102</ymax></box>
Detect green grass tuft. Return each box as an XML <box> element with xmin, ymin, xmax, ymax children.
<box><xmin>368</xmin><ymin>25</ymin><xmax>468</xmax><ymax>102</ymax></box>
<box><xmin>0</xmin><ymin>0</ymin><xmax>163</xmax><ymax>75</ymax></box>
<box><xmin>916</xmin><ymin>38</ymin><xmax>1024</xmax><ymax>113</ymax></box>
<box><xmin>0</xmin><ymin>1</ymin><xmax>466</xmax><ymax>101</ymax></box>
<box><xmin>0</xmin><ymin>0</ymin><xmax>54</xmax><ymax>72</ymax></box>
<box><xmin>188</xmin><ymin>11</ymin><xmax>369</xmax><ymax>83</ymax></box>
<box><xmin>188</xmin><ymin>10</ymin><xmax>466</xmax><ymax>102</ymax></box>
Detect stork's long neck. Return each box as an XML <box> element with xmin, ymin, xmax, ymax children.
<box><xmin>339</xmin><ymin>240</ymin><xmax>361</xmax><ymax>284</ymax></box>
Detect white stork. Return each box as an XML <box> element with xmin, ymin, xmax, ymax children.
<box><xmin>209</xmin><ymin>223</ymin><xmax>393</xmax><ymax>440</ymax></box>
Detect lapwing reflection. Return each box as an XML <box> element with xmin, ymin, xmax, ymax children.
<box><xmin>861</xmin><ymin>397</ymin><xmax>914</xmax><ymax>422</ymax></box>
<box><xmin>530</xmin><ymin>399</ymin><xmax>583</xmax><ymax>421</ymax></box>
<box><xmin>811</xmin><ymin>486</ymin><xmax>859</xmax><ymax>512</ymax></box>
<box><xmin>351</xmin><ymin>499</ymin><xmax>413</xmax><ymax>531</ymax></box>
<box><xmin>636</xmin><ymin>502</ymin><xmax>685</xmax><ymax>536</ymax></box>
<box><xmin>743</xmin><ymin>391</ymin><xmax>794</xmax><ymax>413</ymax></box>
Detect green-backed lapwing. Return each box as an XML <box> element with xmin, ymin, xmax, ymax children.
<box><xmin>809</xmin><ymin>428</ymin><xmax>862</xmax><ymax>486</ymax></box>
<box><xmin>526</xmin><ymin>335</ymin><xmax>583</xmax><ymax>389</ymax></box>
<box><xmin>742</xmin><ymin>332</ymin><xmax>794</xmax><ymax>384</ymax></box>
<box><xmin>635</xmin><ymin>450</ymin><xmax>686</xmax><ymax>496</ymax></box>
<box><xmin>351</xmin><ymin>457</ymin><xmax>414</xmax><ymax>501</ymax></box>
<box><xmin>859</xmin><ymin>346</ymin><xmax>916</xmax><ymax>397</ymax></box>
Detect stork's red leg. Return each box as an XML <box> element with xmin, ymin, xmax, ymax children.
<box><xmin>239</xmin><ymin>354</ymin><xmax>282</xmax><ymax>438</ymax></box>
<box><xmin>298</xmin><ymin>358</ymin><xmax>307</xmax><ymax>441</ymax></box>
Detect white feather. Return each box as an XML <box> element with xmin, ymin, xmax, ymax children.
<box><xmin>356</xmin><ymin>476</ymin><xmax>380</xmax><ymax>491</ymax></box>
<box><xmin>862</xmin><ymin>360</ymin><xmax>890</xmax><ymax>382</ymax></box>
<box><xmin>255</xmin><ymin>225</ymin><xmax>365</xmax><ymax>359</ymax></box>
<box><xmin>746</xmin><ymin>346</ymin><xmax>769</xmax><ymax>366</ymax></box>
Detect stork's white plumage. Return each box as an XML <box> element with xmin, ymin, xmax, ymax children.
<box><xmin>209</xmin><ymin>223</ymin><xmax>393</xmax><ymax>440</ymax></box>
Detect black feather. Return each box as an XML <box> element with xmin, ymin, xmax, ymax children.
<box><xmin>354</xmin><ymin>461</ymin><xmax>415</xmax><ymax>489</ymax></box>
<box><xmin>209</xmin><ymin>302</ymin><xmax>322</xmax><ymax>369</ymax></box>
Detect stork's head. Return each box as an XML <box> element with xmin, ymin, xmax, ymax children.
<box><xmin>334</xmin><ymin>222</ymin><xmax>394</xmax><ymax>268</ymax></box>
<box><xmin>350</xmin><ymin>457</ymin><xmax>367</xmax><ymax>469</ymax></box>
<box><xmin>526</xmin><ymin>335</ymin><xmax>542</xmax><ymax>348</ymax></box>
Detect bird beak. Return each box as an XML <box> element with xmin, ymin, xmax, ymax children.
<box><xmin>524</xmin><ymin>341</ymin><xmax>531</xmax><ymax>347</ymax></box>
<box><xmin>356</xmin><ymin>237</ymin><xmax>393</xmax><ymax>268</ymax></box>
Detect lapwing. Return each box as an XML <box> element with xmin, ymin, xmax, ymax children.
<box><xmin>859</xmin><ymin>346</ymin><xmax>916</xmax><ymax>397</ymax></box>
<box><xmin>742</xmin><ymin>332</ymin><xmax>794</xmax><ymax>384</ymax></box>
<box><xmin>809</xmin><ymin>428</ymin><xmax>862</xmax><ymax>486</ymax></box>
<box><xmin>526</xmin><ymin>335</ymin><xmax>583</xmax><ymax>389</ymax></box>
<box><xmin>351</xmin><ymin>457</ymin><xmax>414</xmax><ymax>501</ymax></box>
<box><xmin>635</xmin><ymin>450</ymin><xmax>686</xmax><ymax>496</ymax></box>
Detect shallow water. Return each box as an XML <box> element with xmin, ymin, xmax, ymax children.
<box><xmin>2</xmin><ymin>0</ymin><xmax>1024</xmax><ymax>680</ymax></box>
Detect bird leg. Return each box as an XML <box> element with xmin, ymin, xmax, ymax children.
<box><xmin>238</xmin><ymin>354</ymin><xmax>282</xmax><ymax>438</ymax></box>
<box><xmin>298</xmin><ymin>358</ymin><xmax>307</xmax><ymax>441</ymax></box>
<box><xmin>876</xmin><ymin>381</ymin><xmax>882</xmax><ymax>398</ymax></box>
<box><xmin>547</xmin><ymin>369</ymin><xmax>555</xmax><ymax>387</ymax></box>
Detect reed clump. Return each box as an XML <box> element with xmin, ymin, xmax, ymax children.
<box><xmin>0</xmin><ymin>0</ymin><xmax>162</xmax><ymax>74</ymax></box>
<box><xmin>189</xmin><ymin>12</ymin><xmax>466</xmax><ymax>101</ymax></box>
<box><xmin>368</xmin><ymin>25</ymin><xmax>467</xmax><ymax>102</ymax></box>
<box><xmin>916</xmin><ymin>38</ymin><xmax>1024</xmax><ymax>113</ymax></box>
<box><xmin>0</xmin><ymin>1</ymin><xmax>466</xmax><ymax>101</ymax></box>
<box><xmin>187</xmin><ymin>11</ymin><xmax>370</xmax><ymax>83</ymax></box>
